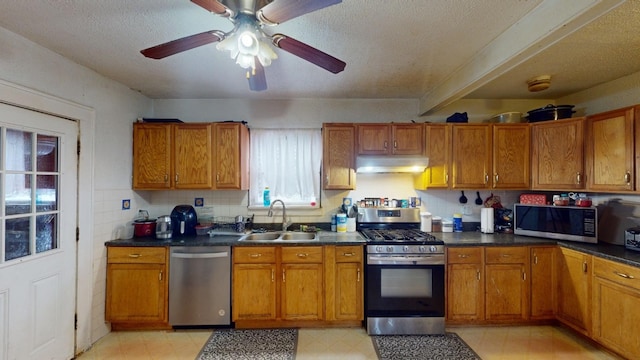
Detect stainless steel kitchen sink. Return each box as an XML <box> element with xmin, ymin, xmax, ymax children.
<box><xmin>238</xmin><ymin>231</ymin><xmax>318</xmax><ymax>242</ymax></box>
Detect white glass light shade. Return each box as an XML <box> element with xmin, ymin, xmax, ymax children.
<box><xmin>217</xmin><ymin>18</ymin><xmax>277</xmax><ymax>70</ymax></box>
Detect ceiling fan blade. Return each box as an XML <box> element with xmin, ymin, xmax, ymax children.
<box><xmin>141</xmin><ymin>31</ymin><xmax>224</xmax><ymax>59</ymax></box>
<box><xmin>272</xmin><ymin>34</ymin><xmax>346</xmax><ymax>74</ymax></box>
<box><xmin>191</xmin><ymin>0</ymin><xmax>229</xmax><ymax>16</ymax></box>
<box><xmin>248</xmin><ymin>62</ymin><xmax>267</xmax><ymax>91</ymax></box>
<box><xmin>258</xmin><ymin>0</ymin><xmax>341</xmax><ymax>25</ymax></box>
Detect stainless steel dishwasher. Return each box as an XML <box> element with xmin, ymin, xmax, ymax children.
<box><xmin>169</xmin><ymin>246</ymin><xmax>231</xmax><ymax>326</ymax></box>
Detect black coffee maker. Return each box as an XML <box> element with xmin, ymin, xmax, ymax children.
<box><xmin>170</xmin><ymin>205</ymin><xmax>198</xmax><ymax>236</ymax></box>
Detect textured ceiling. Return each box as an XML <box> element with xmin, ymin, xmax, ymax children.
<box><xmin>0</xmin><ymin>0</ymin><xmax>637</xmax><ymax>113</ymax></box>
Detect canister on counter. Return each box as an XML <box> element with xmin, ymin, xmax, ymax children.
<box><xmin>336</xmin><ymin>213</ymin><xmax>347</xmax><ymax>232</ymax></box>
<box><xmin>331</xmin><ymin>213</ymin><xmax>337</xmax><ymax>232</ymax></box>
<box><xmin>432</xmin><ymin>216</ymin><xmax>443</xmax><ymax>232</ymax></box>
<box><xmin>453</xmin><ymin>213</ymin><xmax>463</xmax><ymax>232</ymax></box>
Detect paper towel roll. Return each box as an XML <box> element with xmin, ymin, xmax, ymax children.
<box><xmin>420</xmin><ymin>212</ymin><xmax>432</xmax><ymax>232</ymax></box>
<box><xmin>481</xmin><ymin>208</ymin><xmax>494</xmax><ymax>233</ymax></box>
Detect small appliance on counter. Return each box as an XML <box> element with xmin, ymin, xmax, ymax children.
<box><xmin>170</xmin><ymin>205</ymin><xmax>197</xmax><ymax>236</ymax></box>
<box><xmin>155</xmin><ymin>215</ymin><xmax>172</xmax><ymax>239</ymax></box>
<box><xmin>625</xmin><ymin>227</ymin><xmax>640</xmax><ymax>252</ymax></box>
<box><xmin>133</xmin><ymin>219</ymin><xmax>156</xmax><ymax>237</ymax></box>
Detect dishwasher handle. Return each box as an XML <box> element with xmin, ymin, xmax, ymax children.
<box><xmin>171</xmin><ymin>251</ymin><xmax>229</xmax><ymax>259</ymax></box>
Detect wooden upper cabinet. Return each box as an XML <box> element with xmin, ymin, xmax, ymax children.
<box><xmin>132</xmin><ymin>123</ymin><xmax>173</xmax><ymax>189</ymax></box>
<box><xmin>492</xmin><ymin>124</ymin><xmax>530</xmax><ymax>189</ymax></box>
<box><xmin>357</xmin><ymin>123</ymin><xmax>424</xmax><ymax>155</ymax></box>
<box><xmin>531</xmin><ymin>117</ymin><xmax>585</xmax><ymax>190</ymax></box>
<box><xmin>213</xmin><ymin>122</ymin><xmax>249</xmax><ymax>190</ymax></box>
<box><xmin>415</xmin><ymin>124</ymin><xmax>451</xmax><ymax>189</ymax></box>
<box><xmin>322</xmin><ymin>124</ymin><xmax>356</xmax><ymax>190</ymax></box>
<box><xmin>451</xmin><ymin>124</ymin><xmax>492</xmax><ymax>189</ymax></box>
<box><xmin>174</xmin><ymin>123</ymin><xmax>213</xmax><ymax>189</ymax></box>
<box><xmin>586</xmin><ymin>107</ymin><xmax>635</xmax><ymax>191</ymax></box>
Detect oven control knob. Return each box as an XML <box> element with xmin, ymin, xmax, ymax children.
<box><xmin>376</xmin><ymin>246</ymin><xmax>384</xmax><ymax>253</ymax></box>
<box><xmin>429</xmin><ymin>246</ymin><xmax>438</xmax><ymax>253</ymax></box>
<box><xmin>419</xmin><ymin>245</ymin><xmax>426</xmax><ymax>252</ymax></box>
<box><xmin>387</xmin><ymin>246</ymin><xmax>394</xmax><ymax>253</ymax></box>
<box><xmin>403</xmin><ymin>246</ymin><xmax>409</xmax><ymax>252</ymax></box>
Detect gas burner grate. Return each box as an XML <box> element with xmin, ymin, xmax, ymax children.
<box><xmin>360</xmin><ymin>229</ymin><xmax>440</xmax><ymax>243</ymax></box>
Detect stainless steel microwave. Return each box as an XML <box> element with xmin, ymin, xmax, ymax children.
<box><xmin>514</xmin><ymin>204</ymin><xmax>597</xmax><ymax>243</ymax></box>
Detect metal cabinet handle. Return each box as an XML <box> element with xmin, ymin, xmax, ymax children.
<box><xmin>128</xmin><ymin>253</ymin><xmax>142</xmax><ymax>258</ymax></box>
<box><xmin>216</xmin><ymin>174</ymin><xmax>220</xmax><ymax>182</ymax></box>
<box><xmin>582</xmin><ymin>261</ymin><xmax>588</xmax><ymax>273</ymax></box>
<box><xmin>394</xmin><ymin>140</ymin><xmax>398</xmax><ymax>148</ymax></box>
<box><xmin>533</xmin><ymin>255</ymin><xmax>538</xmax><ymax>265</ymax></box>
<box><xmin>476</xmin><ymin>270</ymin><xmax>481</xmax><ymax>281</ymax></box>
<box><xmin>445</xmin><ymin>174</ymin><xmax>449</xmax><ymax>183</ymax></box>
<box><xmin>384</xmin><ymin>141</ymin><xmax>388</xmax><ymax>149</ymax></box>
<box><xmin>271</xmin><ymin>269</ymin><xmax>275</xmax><ymax>282</ymax></box>
<box><xmin>357</xmin><ymin>267</ymin><xmax>361</xmax><ymax>282</ymax></box>
<box><xmin>614</xmin><ymin>271</ymin><xmax>635</xmax><ymax>279</ymax></box>
<box><xmin>164</xmin><ymin>174</ymin><xmax>168</xmax><ymax>183</ymax></box>
<box><xmin>297</xmin><ymin>253</ymin><xmax>308</xmax><ymax>258</ymax></box>
<box><xmin>249</xmin><ymin>253</ymin><xmax>262</xmax><ymax>258</ymax></box>
<box><xmin>576</xmin><ymin>172</ymin><xmax>582</xmax><ymax>184</ymax></box>
<box><xmin>342</xmin><ymin>252</ymin><xmax>355</xmax><ymax>257</ymax></box>
<box><xmin>522</xmin><ymin>271</ymin><xmax>526</xmax><ymax>281</ymax></box>
<box><xmin>625</xmin><ymin>172</ymin><xmax>631</xmax><ymax>184</ymax></box>
<box><xmin>159</xmin><ymin>270</ymin><xmax>163</xmax><ymax>281</ymax></box>
<box><xmin>458</xmin><ymin>254</ymin><xmax>469</xmax><ymax>258</ymax></box>
<box><xmin>282</xmin><ymin>269</ymin><xmax>286</xmax><ymax>282</ymax></box>
<box><xmin>501</xmin><ymin>254</ymin><xmax>511</xmax><ymax>257</ymax></box>
<box><xmin>494</xmin><ymin>174</ymin><xmax>499</xmax><ymax>184</ymax></box>
<box><xmin>175</xmin><ymin>174</ymin><xmax>179</xmax><ymax>183</ymax></box>
<box><xmin>484</xmin><ymin>174</ymin><xmax>489</xmax><ymax>184</ymax></box>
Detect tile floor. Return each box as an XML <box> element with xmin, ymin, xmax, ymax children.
<box><xmin>76</xmin><ymin>325</ymin><xmax>623</xmax><ymax>359</ymax></box>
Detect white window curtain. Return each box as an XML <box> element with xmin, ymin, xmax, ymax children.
<box><xmin>249</xmin><ymin>129</ymin><xmax>322</xmax><ymax>207</ymax></box>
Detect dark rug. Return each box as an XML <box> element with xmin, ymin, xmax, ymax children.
<box><xmin>372</xmin><ymin>333</ymin><xmax>481</xmax><ymax>360</ymax></box>
<box><xmin>196</xmin><ymin>328</ymin><xmax>298</xmax><ymax>360</ymax></box>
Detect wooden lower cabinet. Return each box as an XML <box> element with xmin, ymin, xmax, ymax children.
<box><xmin>105</xmin><ymin>246</ymin><xmax>169</xmax><ymax>329</ymax></box>
<box><xmin>446</xmin><ymin>247</ymin><xmax>484</xmax><ymax>322</ymax></box>
<box><xmin>557</xmin><ymin>247</ymin><xmax>592</xmax><ymax>336</ymax></box>
<box><xmin>529</xmin><ymin>246</ymin><xmax>557</xmax><ymax>319</ymax></box>
<box><xmin>233</xmin><ymin>245</ymin><xmax>363</xmax><ymax>327</ymax></box>
<box><xmin>592</xmin><ymin>257</ymin><xmax>640</xmax><ymax>360</ymax></box>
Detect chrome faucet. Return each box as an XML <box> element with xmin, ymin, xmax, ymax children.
<box><xmin>268</xmin><ymin>199</ymin><xmax>290</xmax><ymax>231</ymax></box>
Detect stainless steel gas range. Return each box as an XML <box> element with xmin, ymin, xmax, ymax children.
<box><xmin>358</xmin><ymin>207</ymin><xmax>445</xmax><ymax>335</ymax></box>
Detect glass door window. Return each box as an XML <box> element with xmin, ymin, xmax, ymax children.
<box><xmin>2</xmin><ymin>128</ymin><xmax>59</xmax><ymax>262</ymax></box>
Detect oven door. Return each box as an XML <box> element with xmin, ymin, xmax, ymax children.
<box><xmin>365</xmin><ymin>261</ymin><xmax>445</xmax><ymax>317</ymax></box>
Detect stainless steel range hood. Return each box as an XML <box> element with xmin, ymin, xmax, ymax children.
<box><xmin>356</xmin><ymin>156</ymin><xmax>429</xmax><ymax>173</ymax></box>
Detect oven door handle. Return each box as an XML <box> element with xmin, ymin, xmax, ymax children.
<box><xmin>367</xmin><ymin>255</ymin><xmax>444</xmax><ymax>265</ymax></box>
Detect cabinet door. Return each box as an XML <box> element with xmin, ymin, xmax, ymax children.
<box><xmin>530</xmin><ymin>246</ymin><xmax>556</xmax><ymax>320</ymax></box>
<box><xmin>485</xmin><ymin>264</ymin><xmax>528</xmax><ymax>321</ymax></box>
<box><xmin>592</xmin><ymin>257</ymin><xmax>640</xmax><ymax>360</ymax></box>
<box><xmin>557</xmin><ymin>247</ymin><xmax>591</xmax><ymax>335</ymax></box>
<box><xmin>357</xmin><ymin>124</ymin><xmax>390</xmax><ymax>155</ymax></box>
<box><xmin>392</xmin><ymin>124</ymin><xmax>424</xmax><ymax>155</ymax></box>
<box><xmin>323</xmin><ymin>124</ymin><xmax>356</xmax><ymax>190</ymax></box>
<box><xmin>492</xmin><ymin>124</ymin><xmax>530</xmax><ymax>189</ymax></box>
<box><xmin>586</xmin><ymin>107</ymin><xmax>634</xmax><ymax>191</ymax></box>
<box><xmin>106</xmin><ymin>263</ymin><xmax>167</xmax><ymax>322</ymax></box>
<box><xmin>174</xmin><ymin>124</ymin><xmax>213</xmax><ymax>189</ymax></box>
<box><xmin>447</xmin><ymin>263</ymin><xmax>484</xmax><ymax>322</ymax></box>
<box><xmin>452</xmin><ymin>124</ymin><xmax>492</xmax><ymax>188</ymax></box>
<box><xmin>281</xmin><ymin>263</ymin><xmax>324</xmax><ymax>320</ymax></box>
<box><xmin>233</xmin><ymin>263</ymin><xmax>277</xmax><ymax>320</ymax></box>
<box><xmin>416</xmin><ymin>124</ymin><xmax>450</xmax><ymax>189</ymax></box>
<box><xmin>214</xmin><ymin>123</ymin><xmax>249</xmax><ymax>190</ymax></box>
<box><xmin>334</xmin><ymin>262</ymin><xmax>362</xmax><ymax>320</ymax></box>
<box><xmin>531</xmin><ymin>118</ymin><xmax>585</xmax><ymax>190</ymax></box>
<box><xmin>132</xmin><ymin>123</ymin><xmax>172</xmax><ymax>189</ymax></box>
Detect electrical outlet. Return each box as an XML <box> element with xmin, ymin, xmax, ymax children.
<box><xmin>462</xmin><ymin>204</ymin><xmax>472</xmax><ymax>215</ymax></box>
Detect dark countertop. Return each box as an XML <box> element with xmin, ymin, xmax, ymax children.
<box><xmin>105</xmin><ymin>230</ymin><xmax>640</xmax><ymax>268</ymax></box>
<box><xmin>105</xmin><ymin>230</ymin><xmax>366</xmax><ymax>247</ymax></box>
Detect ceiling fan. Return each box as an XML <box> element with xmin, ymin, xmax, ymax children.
<box><xmin>141</xmin><ymin>0</ymin><xmax>346</xmax><ymax>91</ymax></box>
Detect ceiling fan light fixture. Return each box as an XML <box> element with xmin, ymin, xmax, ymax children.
<box><xmin>216</xmin><ymin>14</ymin><xmax>277</xmax><ymax>70</ymax></box>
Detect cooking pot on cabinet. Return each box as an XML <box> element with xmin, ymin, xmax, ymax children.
<box><xmin>134</xmin><ymin>219</ymin><xmax>156</xmax><ymax>237</ymax></box>
<box><xmin>526</xmin><ymin>104</ymin><xmax>575</xmax><ymax>122</ymax></box>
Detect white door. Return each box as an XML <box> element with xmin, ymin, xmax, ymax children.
<box><xmin>0</xmin><ymin>103</ymin><xmax>77</xmax><ymax>360</ymax></box>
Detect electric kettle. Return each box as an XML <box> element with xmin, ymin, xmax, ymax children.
<box><xmin>155</xmin><ymin>215</ymin><xmax>173</xmax><ymax>239</ymax></box>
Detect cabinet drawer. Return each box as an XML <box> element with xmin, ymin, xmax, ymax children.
<box><xmin>447</xmin><ymin>247</ymin><xmax>482</xmax><ymax>264</ymax></box>
<box><xmin>234</xmin><ymin>246</ymin><xmax>276</xmax><ymax>263</ymax></box>
<box><xmin>485</xmin><ymin>246</ymin><xmax>527</xmax><ymax>264</ymax></box>
<box><xmin>281</xmin><ymin>246</ymin><xmax>323</xmax><ymax>263</ymax></box>
<box><xmin>335</xmin><ymin>246</ymin><xmax>363</xmax><ymax>262</ymax></box>
<box><xmin>594</xmin><ymin>257</ymin><xmax>640</xmax><ymax>291</ymax></box>
<box><xmin>107</xmin><ymin>246</ymin><xmax>167</xmax><ymax>264</ymax></box>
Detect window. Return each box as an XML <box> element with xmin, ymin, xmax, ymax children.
<box><xmin>249</xmin><ymin>129</ymin><xmax>322</xmax><ymax>208</ymax></box>
<box><xmin>3</xmin><ymin>128</ymin><xmax>60</xmax><ymax>261</ymax></box>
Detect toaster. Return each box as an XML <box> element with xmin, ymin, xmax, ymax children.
<box><xmin>624</xmin><ymin>227</ymin><xmax>640</xmax><ymax>252</ymax></box>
